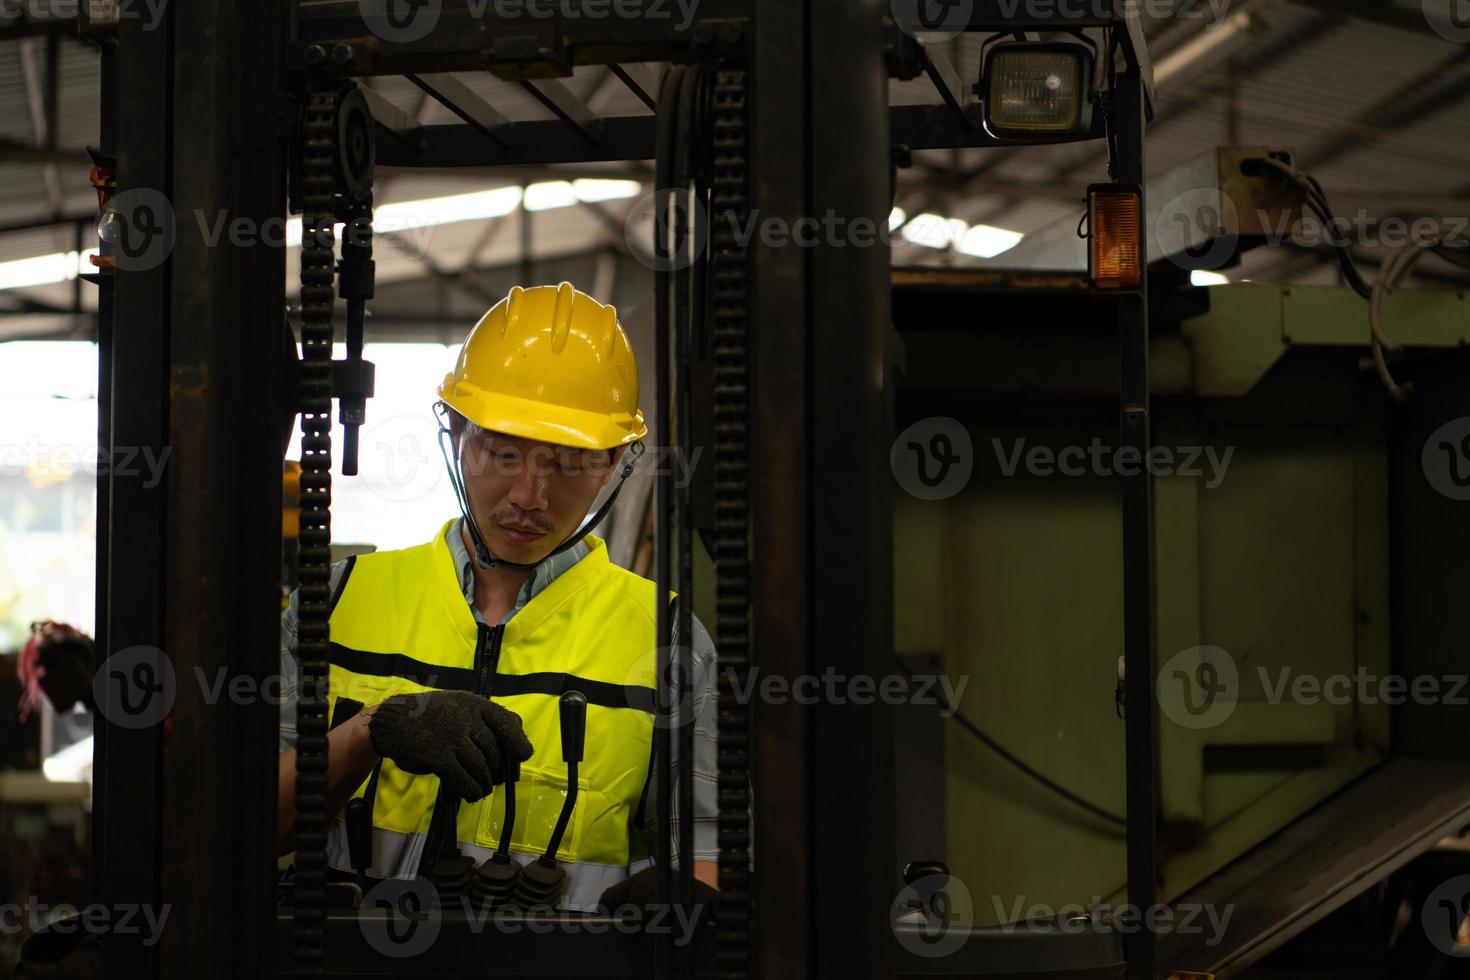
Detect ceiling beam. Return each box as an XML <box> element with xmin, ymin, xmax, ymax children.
<box><xmin>18</xmin><ymin>37</ymin><xmax>63</xmax><ymax>214</ymax></box>
<box><xmin>378</xmin><ymin>229</ymin><xmax>505</xmax><ymax>306</ymax></box>
<box><xmin>1287</xmin><ymin>0</ymin><xmax>1452</xmax><ymax>34</ymax></box>
<box><xmin>0</xmin><ymin>138</ymin><xmax>87</xmax><ymax>165</ymax></box>
<box><xmin>0</xmin><ymin>18</ymin><xmax>84</xmax><ymax>40</ymax></box>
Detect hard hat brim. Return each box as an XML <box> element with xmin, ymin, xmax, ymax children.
<box><xmin>438</xmin><ymin>378</ymin><xmax>647</xmax><ymax>451</ymax></box>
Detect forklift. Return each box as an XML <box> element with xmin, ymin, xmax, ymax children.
<box><xmin>63</xmin><ymin>0</ymin><xmax>1470</xmax><ymax>978</ymax></box>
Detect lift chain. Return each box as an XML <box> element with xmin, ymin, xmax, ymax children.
<box><xmin>292</xmin><ymin>82</ymin><xmax>342</xmax><ymax>975</ymax></box>
<box><xmin>710</xmin><ymin>64</ymin><xmax>752</xmax><ymax>980</ymax></box>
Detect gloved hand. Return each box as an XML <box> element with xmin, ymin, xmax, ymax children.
<box><xmin>598</xmin><ymin>866</ymin><xmax>718</xmax><ymax>935</ymax></box>
<box><xmin>368</xmin><ymin>690</ymin><xmax>533</xmax><ymax>802</ymax></box>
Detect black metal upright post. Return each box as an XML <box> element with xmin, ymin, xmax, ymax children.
<box><xmin>97</xmin><ymin>0</ymin><xmax>286</xmax><ymax>975</ymax></box>
<box><xmin>652</xmin><ymin>66</ymin><xmax>679</xmax><ymax>980</ymax></box>
<box><xmin>671</xmin><ymin>67</ymin><xmax>696</xmax><ymax>976</ymax></box>
<box><xmin>90</xmin><ymin>25</ymin><xmax>114</xmax><ymax>968</ymax></box>
<box><xmin>747</xmin><ymin>0</ymin><xmax>810</xmax><ymax>976</ymax></box>
<box><xmin>157</xmin><ymin>0</ymin><xmax>287</xmax><ymax>973</ymax></box>
<box><xmin>809</xmin><ymin>1</ymin><xmax>896</xmax><ymax>976</ymax></box>
<box><xmin>746</xmin><ymin>1</ymin><xmax>894</xmax><ymax>975</ymax></box>
<box><xmin>94</xmin><ymin>4</ymin><xmax>171</xmax><ymax>976</ymax></box>
<box><xmin>1116</xmin><ymin>65</ymin><xmax>1158</xmax><ymax>980</ymax></box>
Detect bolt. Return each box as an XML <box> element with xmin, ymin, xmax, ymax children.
<box><xmin>718</xmin><ymin>21</ymin><xmax>744</xmax><ymax>45</ymax></box>
<box><xmin>691</xmin><ymin>22</ymin><xmax>715</xmax><ymax>46</ymax></box>
<box><xmin>331</xmin><ymin>43</ymin><xmax>355</xmax><ymax>67</ymax></box>
<box><xmin>303</xmin><ymin>44</ymin><xmax>326</xmax><ymax>66</ymax></box>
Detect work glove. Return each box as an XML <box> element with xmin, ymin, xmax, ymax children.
<box><xmin>368</xmin><ymin>690</ymin><xmax>533</xmax><ymax>802</ymax></box>
<box><xmin>598</xmin><ymin>866</ymin><xmax>718</xmax><ymax>937</ymax></box>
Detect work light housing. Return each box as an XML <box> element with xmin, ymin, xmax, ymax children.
<box><xmin>980</xmin><ymin>41</ymin><xmax>1096</xmax><ymax>142</ymax></box>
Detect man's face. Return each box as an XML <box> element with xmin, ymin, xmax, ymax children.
<box><xmin>457</xmin><ymin>427</ymin><xmax>622</xmax><ymax>564</ymax></box>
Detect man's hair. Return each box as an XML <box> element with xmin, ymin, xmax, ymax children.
<box><xmin>446</xmin><ymin>408</ymin><xmax>483</xmax><ymax>444</ymax></box>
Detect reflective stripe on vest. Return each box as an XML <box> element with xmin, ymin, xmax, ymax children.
<box><xmin>324</xmin><ymin>519</ymin><xmax>659</xmax><ymax>911</ymax></box>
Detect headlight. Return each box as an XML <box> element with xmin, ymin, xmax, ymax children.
<box><xmin>981</xmin><ymin>42</ymin><xmax>1094</xmax><ymax>140</ymax></box>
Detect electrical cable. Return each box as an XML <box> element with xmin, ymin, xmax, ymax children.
<box><xmin>1248</xmin><ymin>156</ymin><xmax>1461</xmax><ymax>399</ymax></box>
<box><xmin>1100</xmin><ymin>31</ymin><xmax>1121</xmax><ymax>181</ymax></box>
<box><xmin>1368</xmin><ymin>234</ymin><xmax>1458</xmax><ymax>402</ymax></box>
<box><xmin>894</xmin><ymin>658</ymin><xmax>1127</xmax><ymax>834</ymax></box>
<box><xmin>1432</xmin><ymin>243</ymin><xmax>1470</xmax><ymax>272</ymax></box>
<box><xmin>672</xmin><ymin>60</ymin><xmax>704</xmax><ymax>966</ymax></box>
<box><xmin>652</xmin><ymin>61</ymin><xmax>686</xmax><ymax>980</ymax></box>
<box><xmin>1253</xmin><ymin>157</ymin><xmax>1372</xmax><ymax>298</ymax></box>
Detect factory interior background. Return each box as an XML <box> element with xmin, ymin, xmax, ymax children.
<box><xmin>1</xmin><ymin>1</ymin><xmax>1469</xmax><ymax>978</ymax></box>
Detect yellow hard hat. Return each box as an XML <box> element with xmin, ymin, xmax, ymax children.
<box><xmin>437</xmin><ymin>282</ymin><xmax>647</xmax><ymax>450</ymax></box>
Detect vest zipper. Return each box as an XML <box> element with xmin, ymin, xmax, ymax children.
<box><xmin>418</xmin><ymin>623</ymin><xmax>506</xmax><ymax>877</ymax></box>
<box><xmin>477</xmin><ymin>623</ymin><xmax>504</xmax><ymax>696</ymax></box>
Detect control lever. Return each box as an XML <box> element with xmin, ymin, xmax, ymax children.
<box><xmin>472</xmin><ymin>759</ymin><xmax>522</xmax><ymax>909</ymax></box>
<box><xmin>896</xmin><ymin>860</ymin><xmax>951</xmax><ymax>927</ymax></box>
<box><xmin>511</xmin><ymin>691</ymin><xmax>586</xmax><ymax>908</ymax></box>
<box><xmin>424</xmin><ymin>795</ymin><xmax>478</xmax><ymax>904</ymax></box>
<box><xmin>903</xmin><ymin>860</ymin><xmax>948</xmax><ymax>886</ymax></box>
<box><xmin>345</xmin><ymin>797</ymin><xmax>372</xmax><ymax>892</ymax></box>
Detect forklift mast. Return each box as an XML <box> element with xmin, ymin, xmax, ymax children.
<box><xmin>90</xmin><ymin>2</ymin><xmax>1159</xmax><ymax>977</ymax></box>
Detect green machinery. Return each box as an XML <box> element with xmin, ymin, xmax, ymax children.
<box><xmin>890</xmin><ymin>149</ymin><xmax>1470</xmax><ymax>975</ymax></box>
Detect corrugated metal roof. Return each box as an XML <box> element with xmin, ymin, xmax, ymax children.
<box><xmin>0</xmin><ymin>0</ymin><xmax>1467</xmax><ymax>338</ymax></box>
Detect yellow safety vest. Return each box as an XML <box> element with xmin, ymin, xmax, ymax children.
<box><xmin>321</xmin><ymin>519</ymin><xmax>658</xmax><ymax>910</ymax></box>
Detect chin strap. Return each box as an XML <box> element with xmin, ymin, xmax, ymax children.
<box><xmin>433</xmin><ymin>401</ymin><xmax>645</xmax><ymax>571</ymax></box>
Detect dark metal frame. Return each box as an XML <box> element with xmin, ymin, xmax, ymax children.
<box><xmin>1112</xmin><ymin>68</ymin><xmax>1157</xmax><ymax>980</ymax></box>
<box><xmin>90</xmin><ymin>0</ymin><xmax>1155</xmax><ymax>977</ymax></box>
<box><xmin>94</xmin><ymin>0</ymin><xmax>286</xmax><ymax>977</ymax></box>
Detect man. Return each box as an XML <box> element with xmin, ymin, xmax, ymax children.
<box><xmin>276</xmin><ymin>282</ymin><xmax>726</xmax><ymax>913</ymax></box>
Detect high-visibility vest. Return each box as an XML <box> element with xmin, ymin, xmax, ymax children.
<box><xmin>321</xmin><ymin>519</ymin><xmax>658</xmax><ymax>911</ymax></box>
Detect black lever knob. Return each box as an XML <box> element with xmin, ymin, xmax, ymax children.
<box><xmin>559</xmin><ymin>690</ymin><xmax>587</xmax><ymax>764</ymax></box>
<box><xmin>521</xmin><ymin>691</ymin><xmax>587</xmax><ymax>907</ymax></box>
<box><xmin>903</xmin><ymin>860</ymin><xmax>949</xmax><ymax>887</ymax></box>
